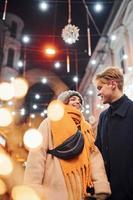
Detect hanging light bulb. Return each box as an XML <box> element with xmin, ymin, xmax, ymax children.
<box><xmin>2</xmin><ymin>0</ymin><xmax>8</xmax><ymax>20</ymax></box>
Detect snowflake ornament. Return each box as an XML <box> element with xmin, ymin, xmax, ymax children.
<box><xmin>62</xmin><ymin>24</ymin><xmax>80</xmax><ymax>44</ymax></box>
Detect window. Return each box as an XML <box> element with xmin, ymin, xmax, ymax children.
<box><xmin>119</xmin><ymin>47</ymin><xmax>126</xmax><ymax>74</ymax></box>
<box><xmin>10</xmin><ymin>21</ymin><xmax>17</xmax><ymax>38</ymax></box>
<box><xmin>7</xmin><ymin>48</ymin><xmax>14</xmax><ymax>67</ymax></box>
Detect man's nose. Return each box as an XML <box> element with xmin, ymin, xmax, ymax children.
<box><xmin>97</xmin><ymin>92</ymin><xmax>101</xmax><ymax>97</ymax></box>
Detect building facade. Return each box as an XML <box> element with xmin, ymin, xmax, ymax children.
<box><xmin>79</xmin><ymin>0</ymin><xmax>133</xmax><ymax>123</ymax></box>
<box><xmin>0</xmin><ymin>13</ymin><xmax>24</xmax><ymax>81</ymax></box>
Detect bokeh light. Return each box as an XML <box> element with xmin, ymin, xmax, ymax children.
<box><xmin>22</xmin><ymin>35</ymin><xmax>30</xmax><ymax>44</ymax></box>
<box><xmin>11</xmin><ymin>77</ymin><xmax>28</xmax><ymax>99</ymax></box>
<box><xmin>89</xmin><ymin>115</ymin><xmax>96</xmax><ymax>124</ymax></box>
<box><xmin>23</xmin><ymin>128</ymin><xmax>43</xmax><ymax>150</ymax></box>
<box><xmin>47</xmin><ymin>100</ymin><xmax>64</xmax><ymax>121</ymax></box>
<box><xmin>0</xmin><ymin>153</ymin><xmax>13</xmax><ymax>175</ymax></box>
<box><xmin>0</xmin><ymin>82</ymin><xmax>14</xmax><ymax>101</ymax></box>
<box><xmin>0</xmin><ymin>178</ymin><xmax>7</xmax><ymax>195</ymax></box>
<box><xmin>44</xmin><ymin>46</ymin><xmax>56</xmax><ymax>56</ymax></box>
<box><xmin>0</xmin><ymin>108</ymin><xmax>13</xmax><ymax>127</ymax></box>
<box><xmin>94</xmin><ymin>2</ymin><xmax>103</xmax><ymax>12</ymax></box>
<box><xmin>39</xmin><ymin>1</ymin><xmax>48</xmax><ymax>11</ymax></box>
<box><xmin>12</xmin><ymin>185</ymin><xmax>40</xmax><ymax>200</ymax></box>
<box><xmin>54</xmin><ymin>61</ymin><xmax>61</xmax><ymax>69</ymax></box>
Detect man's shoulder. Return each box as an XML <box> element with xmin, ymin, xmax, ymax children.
<box><xmin>126</xmin><ymin>96</ymin><xmax>133</xmax><ymax>104</ymax></box>
<box><xmin>98</xmin><ymin>108</ymin><xmax>108</xmax><ymax>122</ymax></box>
<box><xmin>100</xmin><ymin>108</ymin><xmax>108</xmax><ymax>116</ymax></box>
<box><xmin>125</xmin><ymin>96</ymin><xmax>133</xmax><ymax>108</ymax></box>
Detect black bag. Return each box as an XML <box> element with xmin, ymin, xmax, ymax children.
<box><xmin>47</xmin><ymin>130</ymin><xmax>84</xmax><ymax>160</ymax></box>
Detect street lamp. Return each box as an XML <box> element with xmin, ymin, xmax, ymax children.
<box><xmin>45</xmin><ymin>48</ymin><xmax>56</xmax><ymax>55</ymax></box>
<box><xmin>44</xmin><ymin>46</ymin><xmax>56</xmax><ymax>57</ymax></box>
<box><xmin>43</xmin><ymin>45</ymin><xmax>79</xmax><ymax>90</ymax></box>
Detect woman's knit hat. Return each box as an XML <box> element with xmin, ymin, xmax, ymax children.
<box><xmin>58</xmin><ymin>90</ymin><xmax>84</xmax><ymax>106</ymax></box>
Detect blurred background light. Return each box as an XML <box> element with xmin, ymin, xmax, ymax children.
<box><xmin>0</xmin><ymin>108</ymin><xmax>13</xmax><ymax>127</ymax></box>
<box><xmin>47</xmin><ymin>100</ymin><xmax>64</xmax><ymax>121</ymax></box>
<box><xmin>23</xmin><ymin>128</ymin><xmax>43</xmax><ymax>150</ymax></box>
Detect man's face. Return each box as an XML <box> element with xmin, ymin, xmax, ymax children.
<box><xmin>96</xmin><ymin>80</ymin><xmax>115</xmax><ymax>104</ymax></box>
<box><xmin>68</xmin><ymin>96</ymin><xmax>82</xmax><ymax>110</ymax></box>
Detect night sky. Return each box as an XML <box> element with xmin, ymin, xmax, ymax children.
<box><xmin>0</xmin><ymin>0</ymin><xmax>115</xmax><ymax>114</ymax></box>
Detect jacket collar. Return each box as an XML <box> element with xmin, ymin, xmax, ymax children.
<box><xmin>109</xmin><ymin>95</ymin><xmax>130</xmax><ymax>117</ymax></box>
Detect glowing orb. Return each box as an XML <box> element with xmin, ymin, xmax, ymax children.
<box><xmin>45</xmin><ymin>48</ymin><xmax>56</xmax><ymax>55</ymax></box>
<box><xmin>0</xmin><ymin>108</ymin><xmax>13</xmax><ymax>127</ymax></box>
<box><xmin>89</xmin><ymin>115</ymin><xmax>96</xmax><ymax>124</ymax></box>
<box><xmin>0</xmin><ymin>179</ymin><xmax>7</xmax><ymax>195</ymax></box>
<box><xmin>23</xmin><ymin>129</ymin><xmax>43</xmax><ymax>150</ymax></box>
<box><xmin>12</xmin><ymin>185</ymin><xmax>40</xmax><ymax>200</ymax></box>
<box><xmin>11</xmin><ymin>78</ymin><xmax>28</xmax><ymax>99</ymax></box>
<box><xmin>0</xmin><ymin>82</ymin><xmax>14</xmax><ymax>101</ymax></box>
<box><xmin>0</xmin><ymin>153</ymin><xmax>13</xmax><ymax>175</ymax></box>
<box><xmin>47</xmin><ymin>100</ymin><xmax>64</xmax><ymax>121</ymax></box>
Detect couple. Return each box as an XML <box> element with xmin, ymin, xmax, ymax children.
<box><xmin>16</xmin><ymin>67</ymin><xmax>133</xmax><ymax>200</ymax></box>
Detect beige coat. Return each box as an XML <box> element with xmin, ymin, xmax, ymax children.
<box><xmin>23</xmin><ymin>118</ymin><xmax>111</xmax><ymax>200</ymax></box>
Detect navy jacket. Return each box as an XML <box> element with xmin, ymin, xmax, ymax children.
<box><xmin>95</xmin><ymin>95</ymin><xmax>133</xmax><ymax>200</ymax></box>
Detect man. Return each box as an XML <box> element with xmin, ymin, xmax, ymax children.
<box><xmin>94</xmin><ymin>67</ymin><xmax>133</xmax><ymax>200</ymax></box>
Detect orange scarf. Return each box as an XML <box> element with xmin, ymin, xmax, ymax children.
<box><xmin>51</xmin><ymin>105</ymin><xmax>95</xmax><ymax>199</ymax></box>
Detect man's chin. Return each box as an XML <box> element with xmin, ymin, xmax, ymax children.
<box><xmin>102</xmin><ymin>100</ymin><xmax>108</xmax><ymax>104</ymax></box>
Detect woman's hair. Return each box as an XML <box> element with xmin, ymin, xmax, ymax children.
<box><xmin>94</xmin><ymin>67</ymin><xmax>124</xmax><ymax>91</ymax></box>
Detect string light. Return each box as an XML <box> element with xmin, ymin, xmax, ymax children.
<box><xmin>94</xmin><ymin>2</ymin><xmax>103</xmax><ymax>13</ymax></box>
<box><xmin>91</xmin><ymin>59</ymin><xmax>97</xmax><ymax>65</ymax></box>
<box><xmin>35</xmin><ymin>94</ymin><xmax>40</xmax><ymax>99</ymax></box>
<box><xmin>54</xmin><ymin>62</ymin><xmax>61</xmax><ymax>69</ymax></box>
<box><xmin>73</xmin><ymin>76</ymin><xmax>78</xmax><ymax>83</ymax></box>
<box><xmin>33</xmin><ymin>104</ymin><xmax>38</xmax><ymax>110</ymax></box>
<box><xmin>39</xmin><ymin>1</ymin><xmax>48</xmax><ymax>11</ymax></box>
<box><xmin>41</xmin><ymin>77</ymin><xmax>47</xmax><ymax>84</ymax></box>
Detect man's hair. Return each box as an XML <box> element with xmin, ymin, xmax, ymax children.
<box><xmin>94</xmin><ymin>67</ymin><xmax>124</xmax><ymax>91</ymax></box>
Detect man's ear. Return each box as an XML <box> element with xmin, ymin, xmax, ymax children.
<box><xmin>110</xmin><ymin>80</ymin><xmax>117</xmax><ymax>90</ymax></box>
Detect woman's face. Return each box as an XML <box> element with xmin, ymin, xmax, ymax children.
<box><xmin>68</xmin><ymin>95</ymin><xmax>82</xmax><ymax>110</ymax></box>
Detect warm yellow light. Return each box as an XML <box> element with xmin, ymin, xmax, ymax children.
<box><xmin>23</xmin><ymin>128</ymin><xmax>43</xmax><ymax>150</ymax></box>
<box><xmin>0</xmin><ymin>179</ymin><xmax>7</xmax><ymax>195</ymax></box>
<box><xmin>0</xmin><ymin>153</ymin><xmax>13</xmax><ymax>175</ymax></box>
<box><xmin>47</xmin><ymin>100</ymin><xmax>64</xmax><ymax>121</ymax></box>
<box><xmin>11</xmin><ymin>78</ymin><xmax>28</xmax><ymax>99</ymax></box>
<box><xmin>0</xmin><ymin>82</ymin><xmax>14</xmax><ymax>101</ymax></box>
<box><xmin>12</xmin><ymin>185</ymin><xmax>40</xmax><ymax>200</ymax></box>
<box><xmin>0</xmin><ymin>108</ymin><xmax>13</xmax><ymax>127</ymax></box>
<box><xmin>45</xmin><ymin>48</ymin><xmax>56</xmax><ymax>55</ymax></box>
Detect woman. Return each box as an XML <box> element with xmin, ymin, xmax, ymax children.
<box><xmin>23</xmin><ymin>90</ymin><xmax>111</xmax><ymax>200</ymax></box>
